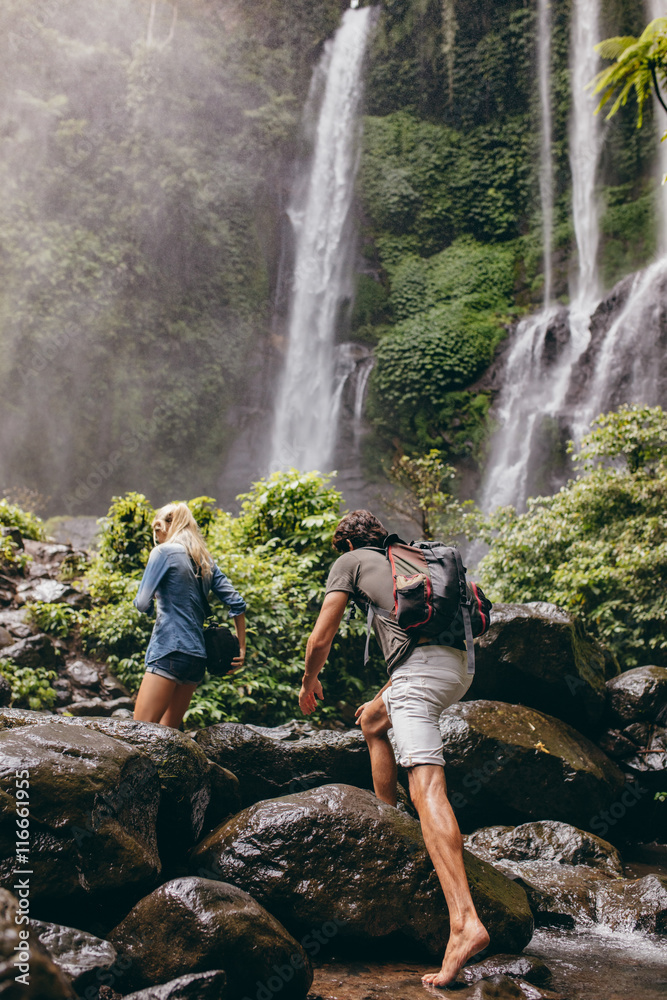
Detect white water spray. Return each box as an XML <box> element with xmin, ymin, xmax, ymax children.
<box><xmin>269</xmin><ymin>7</ymin><xmax>374</xmax><ymax>473</ymax></box>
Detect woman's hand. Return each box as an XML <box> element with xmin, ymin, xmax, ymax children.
<box><xmin>227</xmin><ymin>645</ymin><xmax>245</xmax><ymax>675</ymax></box>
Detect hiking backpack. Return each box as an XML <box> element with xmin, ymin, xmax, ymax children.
<box><xmin>364</xmin><ymin>534</ymin><xmax>492</xmax><ymax>674</ymax></box>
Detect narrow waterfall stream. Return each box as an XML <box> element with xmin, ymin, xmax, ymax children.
<box><xmin>480</xmin><ymin>0</ymin><xmax>602</xmax><ymax>513</ymax></box>
<box><xmin>269</xmin><ymin>7</ymin><xmax>375</xmax><ymax>474</ymax></box>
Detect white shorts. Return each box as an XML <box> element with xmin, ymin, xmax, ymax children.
<box><xmin>381</xmin><ymin>644</ymin><xmax>473</xmax><ymax>768</ymax></box>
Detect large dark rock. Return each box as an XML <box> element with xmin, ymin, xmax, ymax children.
<box><xmin>468</xmin><ymin>603</ymin><xmax>609</xmax><ymax>734</ymax></box>
<box><xmin>193</xmin><ymin>722</ymin><xmax>372</xmax><ymax>807</ymax></box>
<box><xmin>0</xmin><ymin>712</ymin><xmax>238</xmax><ymax>862</ymax></box>
<box><xmin>464</xmin><ymin>820</ymin><xmax>624</xmax><ymax>876</ymax></box>
<box><xmin>439</xmin><ymin>700</ymin><xmax>626</xmax><ymax>831</ymax></box>
<box><xmin>30</xmin><ymin>918</ymin><xmax>118</xmax><ymax>993</ymax></box>
<box><xmin>606</xmin><ymin>665</ymin><xmax>667</xmax><ymax>725</ymax></box>
<box><xmin>122</xmin><ymin>970</ymin><xmax>228</xmax><ymax>999</ymax></box>
<box><xmin>189</xmin><ymin>783</ymin><xmax>534</xmax><ymax>958</ymax></box>
<box><xmin>108</xmin><ymin>877</ymin><xmax>312</xmax><ymax>998</ymax></box>
<box><xmin>0</xmin><ymin>723</ymin><xmax>161</xmax><ymax>923</ymax></box>
<box><xmin>0</xmin><ymin>890</ymin><xmax>75</xmax><ymax>999</ymax></box>
<box><xmin>0</xmin><ymin>634</ymin><xmax>62</xmax><ymax>671</ymax></box>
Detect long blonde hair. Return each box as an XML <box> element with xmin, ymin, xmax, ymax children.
<box><xmin>152</xmin><ymin>503</ymin><xmax>213</xmax><ymax>580</ymax></box>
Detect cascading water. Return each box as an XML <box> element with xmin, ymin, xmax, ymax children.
<box><xmin>568</xmin><ymin>2</ymin><xmax>667</xmax><ymax>439</ymax></box>
<box><xmin>479</xmin><ymin>0</ymin><xmax>602</xmax><ymax>513</ymax></box>
<box><xmin>269</xmin><ymin>6</ymin><xmax>375</xmax><ymax>474</ymax></box>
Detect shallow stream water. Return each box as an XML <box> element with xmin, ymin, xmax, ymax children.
<box><xmin>310</xmin><ymin>927</ymin><xmax>667</xmax><ymax>1000</ymax></box>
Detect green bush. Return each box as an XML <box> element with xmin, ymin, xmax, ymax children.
<box><xmin>0</xmin><ymin>499</ymin><xmax>45</xmax><ymax>542</ymax></box>
<box><xmin>97</xmin><ymin>493</ymin><xmax>155</xmax><ymax>575</ymax></box>
<box><xmin>480</xmin><ymin>405</ymin><xmax>667</xmax><ymax>667</ymax></box>
<box><xmin>0</xmin><ymin>659</ymin><xmax>57</xmax><ymax>711</ymax></box>
<box><xmin>25</xmin><ymin>602</ymin><xmax>81</xmax><ymax>639</ymax></box>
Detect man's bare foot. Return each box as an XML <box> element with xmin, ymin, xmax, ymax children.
<box><xmin>421</xmin><ymin>920</ymin><xmax>490</xmax><ymax>989</ymax></box>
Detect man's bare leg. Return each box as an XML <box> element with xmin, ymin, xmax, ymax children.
<box><xmin>408</xmin><ymin>764</ymin><xmax>489</xmax><ymax>987</ymax></box>
<box><xmin>358</xmin><ymin>694</ymin><xmax>398</xmax><ymax>806</ymax></box>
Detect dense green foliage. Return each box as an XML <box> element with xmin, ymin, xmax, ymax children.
<box><xmin>0</xmin><ymin>658</ymin><xmax>57</xmax><ymax>711</ymax></box>
<box><xmin>387</xmin><ymin>450</ymin><xmax>480</xmax><ymax>541</ymax></box>
<box><xmin>480</xmin><ymin>406</ymin><xmax>667</xmax><ymax>668</ymax></box>
<box><xmin>30</xmin><ymin>478</ymin><xmax>386</xmax><ymax>727</ymax></box>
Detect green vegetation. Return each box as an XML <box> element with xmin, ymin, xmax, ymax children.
<box><xmin>480</xmin><ymin>405</ymin><xmax>667</xmax><ymax>668</ymax></box>
<box><xmin>0</xmin><ymin>658</ymin><xmax>57</xmax><ymax>711</ymax></box>
<box><xmin>592</xmin><ymin>17</ymin><xmax>667</xmax><ymax>127</ymax></box>
<box><xmin>386</xmin><ymin>450</ymin><xmax>480</xmax><ymax>541</ymax></box>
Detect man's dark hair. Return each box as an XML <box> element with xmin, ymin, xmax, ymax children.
<box><xmin>332</xmin><ymin>510</ymin><xmax>388</xmax><ymax>552</ymax></box>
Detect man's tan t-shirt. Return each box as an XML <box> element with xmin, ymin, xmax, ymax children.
<box><xmin>325</xmin><ymin>547</ymin><xmax>414</xmax><ymax>672</ymax></box>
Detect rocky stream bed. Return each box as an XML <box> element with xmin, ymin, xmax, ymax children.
<box><xmin>0</xmin><ymin>529</ymin><xmax>665</xmax><ymax>999</ymax></box>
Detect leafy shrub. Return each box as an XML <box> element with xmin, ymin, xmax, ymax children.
<box><xmin>25</xmin><ymin>602</ymin><xmax>81</xmax><ymax>639</ymax></box>
<box><xmin>0</xmin><ymin>499</ymin><xmax>45</xmax><ymax>541</ymax></box>
<box><xmin>480</xmin><ymin>405</ymin><xmax>667</xmax><ymax>668</ymax></box>
<box><xmin>97</xmin><ymin>493</ymin><xmax>155</xmax><ymax>575</ymax></box>
<box><xmin>0</xmin><ymin>659</ymin><xmax>57</xmax><ymax>711</ymax></box>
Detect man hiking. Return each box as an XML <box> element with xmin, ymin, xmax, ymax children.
<box><xmin>298</xmin><ymin>509</ymin><xmax>489</xmax><ymax>988</ymax></box>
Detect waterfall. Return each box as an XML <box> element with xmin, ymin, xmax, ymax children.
<box><xmin>649</xmin><ymin>0</ymin><xmax>667</xmax><ymax>253</ymax></box>
<box><xmin>537</xmin><ymin>0</ymin><xmax>554</xmax><ymax>307</ymax></box>
<box><xmin>269</xmin><ymin>7</ymin><xmax>375</xmax><ymax>474</ymax></box>
<box><xmin>478</xmin><ymin>0</ymin><xmax>604</xmax><ymax>513</ymax></box>
<box><xmin>569</xmin><ymin>0</ymin><xmax>602</xmax><ymax>303</ymax></box>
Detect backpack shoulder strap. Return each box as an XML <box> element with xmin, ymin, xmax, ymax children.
<box><xmin>453</xmin><ymin>549</ymin><xmax>475</xmax><ymax>675</ymax></box>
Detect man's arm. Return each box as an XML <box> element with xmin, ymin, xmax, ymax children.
<box><xmin>299</xmin><ymin>590</ymin><xmax>349</xmax><ymax>715</ymax></box>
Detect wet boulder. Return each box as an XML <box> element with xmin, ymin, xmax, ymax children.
<box><xmin>445</xmin><ymin>973</ymin><xmax>565</xmax><ymax>999</ymax></box>
<box><xmin>499</xmin><ymin>861</ymin><xmax>608</xmax><ymax>929</ymax></box>
<box><xmin>122</xmin><ymin>970</ymin><xmax>228</xmax><ymax>999</ymax></box>
<box><xmin>193</xmin><ymin>722</ymin><xmax>372</xmax><ymax>807</ymax></box>
<box><xmin>189</xmin><ymin>783</ymin><xmax>534</xmax><ymax>958</ymax></box>
<box><xmin>0</xmin><ymin>723</ymin><xmax>161</xmax><ymax>923</ymax></box>
<box><xmin>439</xmin><ymin>700</ymin><xmax>626</xmax><ymax>831</ymax></box>
<box><xmin>30</xmin><ymin>919</ymin><xmax>118</xmax><ymax>993</ymax></box>
<box><xmin>605</xmin><ymin>665</ymin><xmax>667</xmax><ymax>725</ymax></box>
<box><xmin>108</xmin><ymin>877</ymin><xmax>312</xmax><ymax>998</ymax></box>
<box><xmin>468</xmin><ymin>603</ymin><xmax>609</xmax><ymax>734</ymax></box>
<box><xmin>464</xmin><ymin>820</ymin><xmax>624</xmax><ymax>876</ymax></box>
<box><xmin>596</xmin><ymin>873</ymin><xmax>667</xmax><ymax>934</ymax></box>
<box><xmin>598</xmin><ymin>721</ymin><xmax>667</xmax><ymax>802</ymax></box>
<box><xmin>0</xmin><ymin>890</ymin><xmax>75</xmax><ymax>999</ymax></box>
<box><xmin>0</xmin><ymin>713</ymin><xmax>232</xmax><ymax>862</ymax></box>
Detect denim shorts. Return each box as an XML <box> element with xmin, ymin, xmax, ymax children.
<box><xmin>145</xmin><ymin>651</ymin><xmax>207</xmax><ymax>686</ymax></box>
<box><xmin>382</xmin><ymin>644</ymin><xmax>473</xmax><ymax>768</ymax></box>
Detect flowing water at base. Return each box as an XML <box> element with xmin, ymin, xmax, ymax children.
<box><xmin>310</xmin><ymin>927</ymin><xmax>667</xmax><ymax>1000</ymax></box>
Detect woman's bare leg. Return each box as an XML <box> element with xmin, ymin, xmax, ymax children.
<box><xmin>134</xmin><ymin>673</ymin><xmax>177</xmax><ymax>723</ymax></box>
<box><xmin>160</xmin><ymin>683</ymin><xmax>198</xmax><ymax>729</ymax></box>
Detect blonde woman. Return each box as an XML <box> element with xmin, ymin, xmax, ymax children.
<box><xmin>133</xmin><ymin>503</ymin><xmax>246</xmax><ymax>728</ymax></box>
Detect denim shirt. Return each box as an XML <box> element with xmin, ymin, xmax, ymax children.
<box><xmin>133</xmin><ymin>541</ymin><xmax>246</xmax><ymax>664</ymax></box>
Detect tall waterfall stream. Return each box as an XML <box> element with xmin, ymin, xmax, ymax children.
<box><xmin>269</xmin><ymin>7</ymin><xmax>375</xmax><ymax>475</ymax></box>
